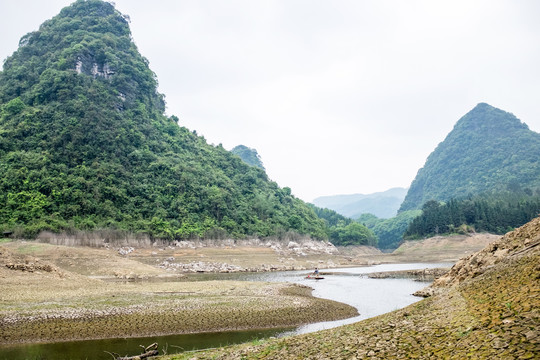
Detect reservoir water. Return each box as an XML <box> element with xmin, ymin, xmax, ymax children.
<box><xmin>0</xmin><ymin>262</ymin><xmax>451</xmax><ymax>360</ymax></box>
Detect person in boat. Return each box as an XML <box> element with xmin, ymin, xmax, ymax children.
<box><xmin>306</xmin><ymin>268</ymin><xmax>320</xmax><ymax>279</ymax></box>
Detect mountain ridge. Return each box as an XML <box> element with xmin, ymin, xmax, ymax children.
<box><xmin>230</xmin><ymin>145</ymin><xmax>265</xmax><ymax>171</ymax></box>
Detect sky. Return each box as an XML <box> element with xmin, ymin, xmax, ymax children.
<box><xmin>1</xmin><ymin>0</ymin><xmax>539</xmax><ymax>203</ymax></box>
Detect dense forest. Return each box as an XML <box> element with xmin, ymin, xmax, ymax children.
<box><xmin>3</xmin><ymin>1</ymin><xmax>538</xmax><ymax>250</ymax></box>
<box><xmin>404</xmin><ymin>193</ymin><xmax>540</xmax><ymax>239</ymax></box>
<box><xmin>0</xmin><ymin>0</ymin><xmax>330</xmax><ymax>240</ymax></box>
<box><xmin>309</xmin><ymin>205</ymin><xmax>377</xmax><ymax>246</ymax></box>
<box><xmin>357</xmin><ymin>211</ymin><xmax>421</xmax><ymax>250</ymax></box>
<box><xmin>399</xmin><ymin>103</ymin><xmax>540</xmax><ymax>212</ymax></box>
<box><xmin>230</xmin><ymin>145</ymin><xmax>265</xmax><ymax>171</ymax></box>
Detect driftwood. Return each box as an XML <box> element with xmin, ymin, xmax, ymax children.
<box><xmin>112</xmin><ymin>343</ymin><xmax>159</xmax><ymax>360</ymax></box>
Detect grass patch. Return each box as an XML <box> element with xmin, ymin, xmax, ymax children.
<box><xmin>14</xmin><ymin>243</ymin><xmax>45</xmax><ymax>254</ymax></box>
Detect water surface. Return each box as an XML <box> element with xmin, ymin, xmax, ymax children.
<box><xmin>0</xmin><ymin>262</ymin><xmax>451</xmax><ymax>360</ymax></box>
<box><xmin>236</xmin><ymin>262</ymin><xmax>452</xmax><ymax>334</ymax></box>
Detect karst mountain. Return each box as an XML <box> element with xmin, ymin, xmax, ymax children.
<box><xmin>399</xmin><ymin>103</ymin><xmax>540</xmax><ymax>212</ymax></box>
<box><xmin>0</xmin><ymin>0</ymin><xmax>327</xmax><ymax>239</ymax></box>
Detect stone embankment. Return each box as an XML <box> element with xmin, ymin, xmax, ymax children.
<box><xmin>157</xmin><ymin>258</ymin><xmax>305</xmax><ymax>273</ymax></box>
<box><xmin>367</xmin><ymin>267</ymin><xmax>450</xmax><ymax>281</ymax></box>
<box><xmin>153</xmin><ymin>239</ymin><xmax>343</xmax><ymax>273</ymax></box>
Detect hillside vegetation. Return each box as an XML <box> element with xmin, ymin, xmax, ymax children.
<box><xmin>309</xmin><ymin>205</ymin><xmax>377</xmax><ymax>246</ymax></box>
<box><xmin>404</xmin><ymin>192</ymin><xmax>540</xmax><ymax>239</ymax></box>
<box><xmin>359</xmin><ymin>210</ymin><xmax>422</xmax><ymax>249</ymax></box>
<box><xmin>400</xmin><ymin>103</ymin><xmax>540</xmax><ymax>212</ymax></box>
<box><xmin>163</xmin><ymin>216</ymin><xmax>540</xmax><ymax>359</ymax></box>
<box><xmin>0</xmin><ymin>0</ymin><xmax>328</xmax><ymax>240</ymax></box>
<box><xmin>360</xmin><ymin>103</ymin><xmax>540</xmax><ymax>249</ymax></box>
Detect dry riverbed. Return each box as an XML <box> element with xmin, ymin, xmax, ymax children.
<box><xmin>0</xmin><ymin>241</ymin><xmax>358</xmax><ymax>345</ymax></box>
<box><xmin>0</xmin><ymin>232</ymin><xmax>496</xmax><ymax>347</ymax></box>
<box><xmin>157</xmin><ymin>218</ymin><xmax>540</xmax><ymax>359</ymax></box>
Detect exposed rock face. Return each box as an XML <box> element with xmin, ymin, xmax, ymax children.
<box><xmin>75</xmin><ymin>56</ymin><xmax>114</xmax><ymax>79</ymax></box>
<box><xmin>5</xmin><ymin>263</ymin><xmax>56</xmax><ymax>273</ymax></box>
<box><xmin>173</xmin><ymin>238</ymin><xmax>339</xmax><ymax>256</ymax></box>
<box><xmin>415</xmin><ymin>216</ymin><xmax>540</xmax><ymax>297</ymax></box>
<box><xmin>158</xmin><ymin>259</ymin><xmax>245</xmax><ymax>273</ymax></box>
<box><xmin>157</xmin><ymin>239</ymin><xmax>340</xmax><ymax>273</ymax></box>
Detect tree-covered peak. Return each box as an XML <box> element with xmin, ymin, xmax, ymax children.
<box><xmin>1</xmin><ymin>0</ymin><xmax>163</xmax><ymax>112</ymax></box>
<box><xmin>399</xmin><ymin>104</ymin><xmax>540</xmax><ymax>212</ymax></box>
<box><xmin>452</xmin><ymin>102</ymin><xmax>529</xmax><ymax>134</ymax></box>
<box><xmin>231</xmin><ymin>145</ymin><xmax>265</xmax><ymax>171</ymax></box>
<box><xmin>40</xmin><ymin>0</ymin><xmax>128</xmax><ymax>38</ymax></box>
<box><xmin>0</xmin><ymin>0</ymin><xmax>329</xmax><ymax>241</ymax></box>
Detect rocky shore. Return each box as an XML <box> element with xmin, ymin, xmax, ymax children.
<box><xmin>159</xmin><ymin>217</ymin><xmax>540</xmax><ymax>359</ymax></box>
<box><xmin>367</xmin><ymin>267</ymin><xmax>450</xmax><ymax>281</ymax></box>
<box><xmin>0</xmin><ymin>279</ymin><xmax>357</xmax><ymax>345</ymax></box>
<box><xmin>0</xmin><ymin>228</ymin><xmax>509</xmax><ymax>351</ymax></box>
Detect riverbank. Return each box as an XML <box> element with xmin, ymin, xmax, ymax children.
<box><xmin>156</xmin><ymin>217</ymin><xmax>540</xmax><ymax>359</ymax></box>
<box><xmin>366</xmin><ymin>267</ymin><xmax>450</xmax><ymax>281</ymax></box>
<box><xmin>0</xmin><ymin>232</ymin><xmax>496</xmax><ymax>346</ymax></box>
<box><xmin>0</xmin><ymin>244</ymin><xmax>357</xmax><ymax>345</ymax></box>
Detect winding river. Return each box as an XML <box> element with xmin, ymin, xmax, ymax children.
<box><xmin>0</xmin><ymin>262</ymin><xmax>451</xmax><ymax>360</ymax></box>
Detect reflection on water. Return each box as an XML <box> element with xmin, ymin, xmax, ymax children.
<box><xmin>0</xmin><ymin>263</ymin><xmax>451</xmax><ymax>360</ymax></box>
<box><xmin>234</xmin><ymin>262</ymin><xmax>452</xmax><ymax>335</ymax></box>
<box><xmin>0</xmin><ymin>328</ymin><xmax>291</xmax><ymax>360</ymax></box>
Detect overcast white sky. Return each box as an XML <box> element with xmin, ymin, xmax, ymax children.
<box><xmin>1</xmin><ymin>1</ymin><xmax>539</xmax><ymax>202</ymax></box>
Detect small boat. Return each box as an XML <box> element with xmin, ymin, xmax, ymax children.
<box><xmin>305</xmin><ymin>275</ymin><xmax>324</xmax><ymax>280</ymax></box>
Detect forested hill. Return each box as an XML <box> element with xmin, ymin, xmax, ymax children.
<box><xmin>0</xmin><ymin>0</ymin><xmax>327</xmax><ymax>240</ymax></box>
<box><xmin>231</xmin><ymin>145</ymin><xmax>265</xmax><ymax>171</ymax></box>
<box><xmin>399</xmin><ymin>103</ymin><xmax>540</xmax><ymax>212</ymax></box>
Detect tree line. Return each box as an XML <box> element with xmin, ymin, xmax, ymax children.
<box><xmin>403</xmin><ymin>193</ymin><xmax>540</xmax><ymax>239</ymax></box>
<box><xmin>310</xmin><ymin>205</ymin><xmax>377</xmax><ymax>246</ymax></box>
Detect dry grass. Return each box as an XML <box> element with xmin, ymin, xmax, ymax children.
<box><xmin>385</xmin><ymin>233</ymin><xmax>500</xmax><ymax>262</ymax></box>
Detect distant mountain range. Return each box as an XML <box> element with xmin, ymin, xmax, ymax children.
<box><xmin>399</xmin><ymin>103</ymin><xmax>540</xmax><ymax>212</ymax></box>
<box><xmin>312</xmin><ymin>187</ymin><xmax>408</xmax><ymax>219</ymax></box>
